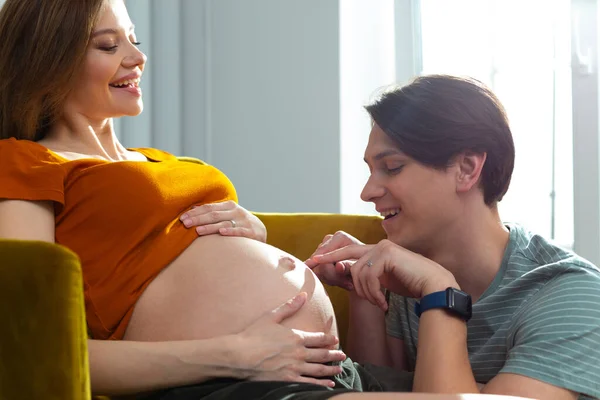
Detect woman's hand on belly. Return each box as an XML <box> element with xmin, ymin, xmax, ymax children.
<box><xmin>233</xmin><ymin>292</ymin><xmax>346</xmax><ymax>388</ymax></box>
<box><xmin>179</xmin><ymin>200</ymin><xmax>267</xmax><ymax>242</ymax></box>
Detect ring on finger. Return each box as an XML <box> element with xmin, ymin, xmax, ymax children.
<box><xmin>366</xmin><ymin>260</ymin><xmax>374</xmax><ymax>268</ymax></box>
<box><xmin>230</xmin><ymin>220</ymin><xmax>236</xmax><ymax>228</ymax></box>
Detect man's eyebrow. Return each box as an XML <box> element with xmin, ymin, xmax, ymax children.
<box><xmin>363</xmin><ymin>150</ymin><xmax>404</xmax><ymax>163</ymax></box>
<box><xmin>91</xmin><ymin>25</ymin><xmax>135</xmax><ymax>38</ymax></box>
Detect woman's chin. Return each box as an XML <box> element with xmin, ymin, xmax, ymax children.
<box><xmin>119</xmin><ymin>104</ymin><xmax>144</xmax><ymax>117</ymax></box>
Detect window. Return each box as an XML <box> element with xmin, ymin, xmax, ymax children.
<box><xmin>417</xmin><ymin>0</ymin><xmax>573</xmax><ymax>246</ymax></box>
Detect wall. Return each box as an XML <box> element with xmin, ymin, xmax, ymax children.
<box><xmin>340</xmin><ymin>1</ymin><xmax>397</xmax><ymax>215</ymax></box>
<box><xmin>0</xmin><ymin>0</ymin><xmax>399</xmax><ymax>214</ymax></box>
<box><xmin>571</xmin><ymin>0</ymin><xmax>600</xmax><ymax>265</ymax></box>
<box><xmin>122</xmin><ymin>0</ymin><xmax>397</xmax><ymax>214</ymax></box>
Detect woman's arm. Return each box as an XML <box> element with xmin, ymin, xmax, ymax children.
<box><xmin>88</xmin><ymin>337</ymin><xmax>235</xmax><ymax>395</ymax></box>
<box><xmin>91</xmin><ymin>292</ymin><xmax>344</xmax><ymax>396</ymax></box>
<box><xmin>0</xmin><ymin>200</ymin><xmax>345</xmax><ymax>396</ymax></box>
<box><xmin>0</xmin><ymin>199</ymin><xmax>55</xmax><ymax>241</ymax></box>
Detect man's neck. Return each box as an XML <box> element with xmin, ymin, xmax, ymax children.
<box><xmin>426</xmin><ymin>204</ymin><xmax>510</xmax><ymax>302</ymax></box>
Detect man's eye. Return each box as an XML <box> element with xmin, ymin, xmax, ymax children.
<box><xmin>385</xmin><ymin>166</ymin><xmax>404</xmax><ymax>174</ymax></box>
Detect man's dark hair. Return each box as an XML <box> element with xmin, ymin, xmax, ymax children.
<box><xmin>365</xmin><ymin>75</ymin><xmax>515</xmax><ymax>205</ymax></box>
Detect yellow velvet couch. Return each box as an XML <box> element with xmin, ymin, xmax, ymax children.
<box><xmin>0</xmin><ymin>212</ymin><xmax>386</xmax><ymax>400</ymax></box>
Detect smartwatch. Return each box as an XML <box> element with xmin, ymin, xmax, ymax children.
<box><xmin>414</xmin><ymin>287</ymin><xmax>472</xmax><ymax>321</ymax></box>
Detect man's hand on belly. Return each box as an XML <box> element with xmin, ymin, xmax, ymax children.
<box><xmin>229</xmin><ymin>292</ymin><xmax>346</xmax><ymax>388</ymax></box>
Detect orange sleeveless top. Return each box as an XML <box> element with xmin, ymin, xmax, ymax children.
<box><xmin>0</xmin><ymin>138</ymin><xmax>237</xmax><ymax>339</ymax></box>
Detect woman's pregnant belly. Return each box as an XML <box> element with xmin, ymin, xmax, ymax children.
<box><xmin>123</xmin><ymin>234</ymin><xmax>338</xmax><ymax>342</ymax></box>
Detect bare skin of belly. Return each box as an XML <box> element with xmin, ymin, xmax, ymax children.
<box><xmin>123</xmin><ymin>234</ymin><xmax>338</xmax><ymax>342</ymax></box>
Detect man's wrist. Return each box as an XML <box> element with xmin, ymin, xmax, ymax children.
<box><xmin>422</xmin><ymin>278</ymin><xmax>461</xmax><ymax>298</ymax></box>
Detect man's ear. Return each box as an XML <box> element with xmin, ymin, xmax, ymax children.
<box><xmin>455</xmin><ymin>151</ymin><xmax>487</xmax><ymax>193</ymax></box>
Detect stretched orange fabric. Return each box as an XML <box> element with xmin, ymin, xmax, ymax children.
<box><xmin>0</xmin><ymin>138</ymin><xmax>237</xmax><ymax>339</ymax></box>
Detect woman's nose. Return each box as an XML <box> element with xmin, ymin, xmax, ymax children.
<box><xmin>123</xmin><ymin>47</ymin><xmax>147</xmax><ymax>69</ymax></box>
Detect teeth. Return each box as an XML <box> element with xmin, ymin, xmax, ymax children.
<box><xmin>380</xmin><ymin>208</ymin><xmax>400</xmax><ymax>218</ymax></box>
<box><xmin>111</xmin><ymin>78</ymin><xmax>140</xmax><ymax>87</ymax></box>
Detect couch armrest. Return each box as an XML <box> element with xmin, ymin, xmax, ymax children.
<box><xmin>253</xmin><ymin>212</ymin><xmax>386</xmax><ymax>348</ymax></box>
<box><xmin>0</xmin><ymin>240</ymin><xmax>90</xmax><ymax>400</ymax></box>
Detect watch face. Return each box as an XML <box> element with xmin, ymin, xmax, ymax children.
<box><xmin>447</xmin><ymin>288</ymin><xmax>473</xmax><ymax>319</ymax></box>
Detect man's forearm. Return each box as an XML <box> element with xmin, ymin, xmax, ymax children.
<box><xmin>346</xmin><ymin>291</ymin><xmax>392</xmax><ymax>366</ymax></box>
<box><xmin>89</xmin><ymin>336</ymin><xmax>240</xmax><ymax>396</ymax></box>
<box><xmin>413</xmin><ymin>309</ymin><xmax>479</xmax><ymax>393</ymax></box>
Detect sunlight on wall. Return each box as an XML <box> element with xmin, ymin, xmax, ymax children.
<box><xmin>420</xmin><ymin>0</ymin><xmax>574</xmax><ymax>246</ymax></box>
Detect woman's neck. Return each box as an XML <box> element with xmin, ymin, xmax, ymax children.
<box><xmin>425</xmin><ymin>202</ymin><xmax>510</xmax><ymax>302</ymax></box>
<box><xmin>43</xmin><ymin>115</ymin><xmax>131</xmax><ymax>161</ymax></box>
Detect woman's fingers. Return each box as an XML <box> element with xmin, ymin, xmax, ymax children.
<box><xmin>292</xmin><ymin>376</ymin><xmax>336</xmax><ymax>388</ymax></box>
<box><xmin>180</xmin><ymin>201</ymin><xmax>235</xmax><ymax>224</ymax></box>
<box><xmin>217</xmin><ymin>226</ymin><xmax>253</xmax><ymax>237</ymax></box>
<box><xmin>299</xmin><ymin>330</ymin><xmax>340</xmax><ymax>349</ymax></box>
<box><xmin>193</xmin><ymin>220</ymin><xmax>235</xmax><ymax>235</ymax></box>
<box><xmin>181</xmin><ymin>209</ymin><xmax>236</xmax><ymax>228</ymax></box>
<box><xmin>268</xmin><ymin>292</ymin><xmax>307</xmax><ymax>324</ymax></box>
<box><xmin>303</xmin><ymin>348</ymin><xmax>346</xmax><ymax>364</ymax></box>
<box><xmin>296</xmin><ymin>362</ymin><xmax>343</xmax><ymax>381</ymax></box>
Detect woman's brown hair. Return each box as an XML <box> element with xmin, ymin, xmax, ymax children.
<box><xmin>0</xmin><ymin>0</ymin><xmax>105</xmax><ymax>140</ymax></box>
<box><xmin>365</xmin><ymin>75</ymin><xmax>515</xmax><ymax>205</ymax></box>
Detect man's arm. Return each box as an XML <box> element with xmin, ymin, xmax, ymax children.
<box><xmin>414</xmin><ymin>309</ymin><xmax>577</xmax><ymax>399</ymax></box>
<box><xmin>347</xmin><ymin>291</ymin><xmax>407</xmax><ymax>370</ymax></box>
<box><xmin>413</xmin><ymin>270</ymin><xmax>600</xmax><ymax>400</ymax></box>
<box><xmin>483</xmin><ymin>373</ymin><xmax>577</xmax><ymax>399</ymax></box>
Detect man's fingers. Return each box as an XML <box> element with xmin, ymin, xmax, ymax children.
<box><xmin>318</xmin><ymin>234</ymin><xmax>334</xmax><ymax>247</ymax></box>
<box><xmin>305</xmin><ymin>236</ymin><xmax>336</xmax><ymax>267</ymax></box>
<box><xmin>300</xmin><ymin>331</ymin><xmax>339</xmax><ymax>348</ymax></box>
<box><xmin>336</xmin><ymin>260</ymin><xmax>353</xmax><ymax>275</ymax></box>
<box><xmin>305</xmin><ymin>258</ymin><xmax>319</xmax><ymax>268</ymax></box>
<box><xmin>364</xmin><ymin>266</ymin><xmax>386</xmax><ymax>310</ymax></box>
<box><xmin>306</xmin><ymin>232</ymin><xmax>363</xmax><ymax>267</ymax></box>
<box><xmin>312</xmin><ymin>244</ymin><xmax>370</xmax><ymax>266</ymax></box>
<box><xmin>269</xmin><ymin>292</ymin><xmax>307</xmax><ymax>323</ymax></box>
<box><xmin>312</xmin><ymin>264</ymin><xmax>352</xmax><ymax>288</ymax></box>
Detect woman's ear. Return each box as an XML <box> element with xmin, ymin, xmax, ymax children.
<box><xmin>455</xmin><ymin>151</ymin><xmax>487</xmax><ymax>193</ymax></box>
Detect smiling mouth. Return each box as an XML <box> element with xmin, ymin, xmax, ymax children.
<box><xmin>380</xmin><ymin>208</ymin><xmax>400</xmax><ymax>220</ymax></box>
<box><xmin>109</xmin><ymin>78</ymin><xmax>141</xmax><ymax>89</ymax></box>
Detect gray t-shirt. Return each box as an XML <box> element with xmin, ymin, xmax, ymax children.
<box><xmin>386</xmin><ymin>223</ymin><xmax>600</xmax><ymax>399</ymax></box>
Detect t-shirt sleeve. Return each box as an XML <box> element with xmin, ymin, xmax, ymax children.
<box><xmin>502</xmin><ymin>267</ymin><xmax>600</xmax><ymax>399</ymax></box>
<box><xmin>0</xmin><ymin>139</ymin><xmax>65</xmax><ymax>206</ymax></box>
<box><xmin>385</xmin><ymin>292</ymin><xmax>407</xmax><ymax>340</ymax></box>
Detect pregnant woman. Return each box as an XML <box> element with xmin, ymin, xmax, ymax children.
<box><xmin>0</xmin><ymin>1</ymin><xmax>523</xmax><ymax>400</ymax></box>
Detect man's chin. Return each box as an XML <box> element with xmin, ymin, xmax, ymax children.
<box><xmin>386</xmin><ymin>231</ymin><xmax>409</xmax><ymax>247</ymax></box>
<box><xmin>386</xmin><ymin>233</ymin><xmax>423</xmax><ymax>254</ymax></box>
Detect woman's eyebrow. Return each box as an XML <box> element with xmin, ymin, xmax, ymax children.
<box><xmin>91</xmin><ymin>25</ymin><xmax>135</xmax><ymax>38</ymax></box>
